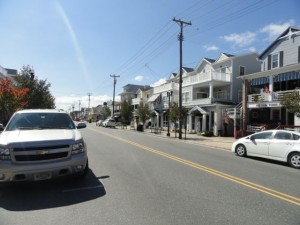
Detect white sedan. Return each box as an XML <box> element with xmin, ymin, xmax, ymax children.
<box><xmin>231</xmin><ymin>130</ymin><xmax>300</xmax><ymax>169</ymax></box>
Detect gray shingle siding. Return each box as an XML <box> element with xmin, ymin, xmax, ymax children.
<box><xmin>260</xmin><ymin>31</ymin><xmax>300</xmax><ymax>71</ymax></box>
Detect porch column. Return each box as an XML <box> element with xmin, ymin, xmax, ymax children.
<box><xmin>188</xmin><ymin>114</ymin><xmax>192</xmax><ymax>132</ymax></box>
<box><xmin>160</xmin><ymin>113</ymin><xmax>163</xmax><ymax>128</ymax></box>
<box><xmin>209</xmin><ymin>83</ymin><xmax>213</xmax><ymax>102</ymax></box>
<box><xmin>202</xmin><ymin>114</ymin><xmax>207</xmax><ymax>131</ymax></box>
<box><xmin>269</xmin><ymin>75</ymin><xmax>273</xmax><ymax>101</ymax></box>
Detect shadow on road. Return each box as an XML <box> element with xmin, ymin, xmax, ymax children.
<box><xmin>0</xmin><ymin>169</ymin><xmax>107</xmax><ymax>211</ymax></box>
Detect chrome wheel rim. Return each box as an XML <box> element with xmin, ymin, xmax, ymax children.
<box><xmin>291</xmin><ymin>155</ymin><xmax>300</xmax><ymax>167</ymax></box>
<box><xmin>236</xmin><ymin>146</ymin><xmax>245</xmax><ymax>156</ymax></box>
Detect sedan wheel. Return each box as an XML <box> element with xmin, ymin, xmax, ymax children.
<box><xmin>288</xmin><ymin>153</ymin><xmax>300</xmax><ymax>169</ymax></box>
<box><xmin>236</xmin><ymin>144</ymin><xmax>247</xmax><ymax>157</ymax></box>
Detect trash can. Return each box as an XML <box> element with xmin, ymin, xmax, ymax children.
<box><xmin>137</xmin><ymin>124</ymin><xmax>144</xmax><ymax>132</ymax></box>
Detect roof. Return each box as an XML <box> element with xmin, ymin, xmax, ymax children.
<box><xmin>259</xmin><ymin>26</ymin><xmax>300</xmax><ymax>59</ymax></box>
<box><xmin>204</xmin><ymin>58</ymin><xmax>216</xmax><ymax>64</ymax></box>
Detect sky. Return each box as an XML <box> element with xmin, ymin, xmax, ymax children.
<box><xmin>0</xmin><ymin>0</ymin><xmax>300</xmax><ymax>111</ymax></box>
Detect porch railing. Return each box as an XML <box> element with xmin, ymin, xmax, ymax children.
<box><xmin>248</xmin><ymin>89</ymin><xmax>300</xmax><ymax>103</ymax></box>
<box><xmin>183</xmin><ymin>71</ymin><xmax>231</xmax><ymax>86</ymax></box>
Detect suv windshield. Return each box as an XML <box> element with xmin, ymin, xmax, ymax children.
<box><xmin>6</xmin><ymin>113</ymin><xmax>75</xmax><ymax>131</ymax></box>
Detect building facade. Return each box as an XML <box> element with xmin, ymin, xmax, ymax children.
<box><xmin>239</xmin><ymin>26</ymin><xmax>300</xmax><ymax>132</ymax></box>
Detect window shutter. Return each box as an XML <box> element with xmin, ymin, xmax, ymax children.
<box><xmin>268</xmin><ymin>55</ymin><xmax>271</xmax><ymax>70</ymax></box>
<box><xmin>279</xmin><ymin>51</ymin><xmax>284</xmax><ymax>67</ymax></box>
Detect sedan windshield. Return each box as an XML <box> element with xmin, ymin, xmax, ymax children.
<box><xmin>6</xmin><ymin>113</ymin><xmax>75</xmax><ymax>131</ymax></box>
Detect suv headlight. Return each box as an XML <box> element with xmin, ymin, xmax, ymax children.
<box><xmin>71</xmin><ymin>141</ymin><xmax>85</xmax><ymax>155</ymax></box>
<box><xmin>0</xmin><ymin>147</ymin><xmax>12</xmax><ymax>160</ymax></box>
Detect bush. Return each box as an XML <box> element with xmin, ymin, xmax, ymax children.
<box><xmin>201</xmin><ymin>130</ymin><xmax>214</xmax><ymax>137</ymax></box>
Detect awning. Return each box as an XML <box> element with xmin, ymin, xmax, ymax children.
<box><xmin>188</xmin><ymin>106</ymin><xmax>208</xmax><ymax>115</ymax></box>
<box><xmin>250</xmin><ymin>77</ymin><xmax>269</xmax><ymax>86</ymax></box>
<box><xmin>250</xmin><ymin>71</ymin><xmax>300</xmax><ymax>86</ymax></box>
<box><xmin>273</xmin><ymin>71</ymin><xmax>300</xmax><ymax>82</ymax></box>
<box><xmin>148</xmin><ymin>94</ymin><xmax>160</xmax><ymax>102</ymax></box>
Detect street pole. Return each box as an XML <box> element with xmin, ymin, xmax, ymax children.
<box><xmin>173</xmin><ymin>17</ymin><xmax>192</xmax><ymax>139</ymax></box>
<box><xmin>87</xmin><ymin>92</ymin><xmax>92</xmax><ymax>115</ymax></box>
<box><xmin>110</xmin><ymin>74</ymin><xmax>120</xmax><ymax>118</ymax></box>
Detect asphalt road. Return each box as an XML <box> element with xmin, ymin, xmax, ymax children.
<box><xmin>0</xmin><ymin>124</ymin><xmax>299</xmax><ymax>225</ymax></box>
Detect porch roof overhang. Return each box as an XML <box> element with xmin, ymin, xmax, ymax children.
<box><xmin>188</xmin><ymin>106</ymin><xmax>208</xmax><ymax>115</ymax></box>
<box><xmin>237</xmin><ymin>63</ymin><xmax>300</xmax><ymax>80</ymax></box>
<box><xmin>148</xmin><ymin>93</ymin><xmax>160</xmax><ymax>102</ymax></box>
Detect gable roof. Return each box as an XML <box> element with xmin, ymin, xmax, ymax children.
<box><xmin>182</xmin><ymin>67</ymin><xmax>194</xmax><ymax>73</ymax></box>
<box><xmin>194</xmin><ymin>57</ymin><xmax>215</xmax><ymax>72</ymax></box>
<box><xmin>259</xmin><ymin>26</ymin><xmax>300</xmax><ymax>59</ymax></box>
<box><xmin>215</xmin><ymin>52</ymin><xmax>235</xmax><ymax>63</ymax></box>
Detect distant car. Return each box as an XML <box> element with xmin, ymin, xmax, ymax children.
<box><xmin>96</xmin><ymin>120</ymin><xmax>103</xmax><ymax>126</ymax></box>
<box><xmin>103</xmin><ymin>118</ymin><xmax>116</xmax><ymax>128</ymax></box>
<box><xmin>231</xmin><ymin>130</ymin><xmax>300</xmax><ymax>169</ymax></box>
<box><xmin>0</xmin><ymin>109</ymin><xmax>89</xmax><ymax>182</ymax></box>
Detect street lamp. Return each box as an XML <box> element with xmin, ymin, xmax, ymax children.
<box><xmin>167</xmin><ymin>91</ymin><xmax>173</xmax><ymax>137</ymax></box>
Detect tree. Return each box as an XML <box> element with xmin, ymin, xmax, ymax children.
<box><xmin>14</xmin><ymin>65</ymin><xmax>55</xmax><ymax>109</ymax></box>
<box><xmin>135</xmin><ymin>102</ymin><xmax>151</xmax><ymax>126</ymax></box>
<box><xmin>280</xmin><ymin>91</ymin><xmax>300</xmax><ymax>117</ymax></box>
<box><xmin>0</xmin><ymin>77</ymin><xmax>29</xmax><ymax>124</ymax></box>
<box><xmin>101</xmin><ymin>106</ymin><xmax>111</xmax><ymax>120</ymax></box>
<box><xmin>120</xmin><ymin>99</ymin><xmax>133</xmax><ymax>125</ymax></box>
<box><xmin>169</xmin><ymin>102</ymin><xmax>180</xmax><ymax>136</ymax></box>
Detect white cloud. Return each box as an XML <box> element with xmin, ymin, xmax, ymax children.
<box><xmin>134</xmin><ymin>75</ymin><xmax>143</xmax><ymax>82</ymax></box>
<box><xmin>203</xmin><ymin>45</ymin><xmax>219</xmax><ymax>51</ymax></box>
<box><xmin>222</xmin><ymin>32</ymin><xmax>256</xmax><ymax>47</ymax></box>
<box><xmin>55</xmin><ymin>94</ymin><xmax>120</xmax><ymax>111</ymax></box>
<box><xmin>260</xmin><ymin>20</ymin><xmax>295</xmax><ymax>39</ymax></box>
<box><xmin>150</xmin><ymin>78</ymin><xmax>166</xmax><ymax>87</ymax></box>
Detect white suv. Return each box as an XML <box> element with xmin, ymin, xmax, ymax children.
<box><xmin>103</xmin><ymin>118</ymin><xmax>116</xmax><ymax>128</ymax></box>
<box><xmin>0</xmin><ymin>109</ymin><xmax>89</xmax><ymax>182</ymax></box>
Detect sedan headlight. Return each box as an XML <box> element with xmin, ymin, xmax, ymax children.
<box><xmin>71</xmin><ymin>141</ymin><xmax>85</xmax><ymax>155</ymax></box>
<box><xmin>0</xmin><ymin>147</ymin><xmax>12</xmax><ymax>160</ymax></box>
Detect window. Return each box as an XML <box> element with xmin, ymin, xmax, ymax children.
<box><xmin>293</xmin><ymin>133</ymin><xmax>300</xmax><ymax>140</ymax></box>
<box><xmin>252</xmin><ymin>132</ymin><xmax>272</xmax><ymax>140</ymax></box>
<box><xmin>196</xmin><ymin>92</ymin><xmax>208</xmax><ymax>99</ymax></box>
<box><xmin>272</xmin><ymin>53</ymin><xmax>279</xmax><ymax>68</ymax></box>
<box><xmin>239</xmin><ymin>66</ymin><xmax>245</xmax><ymax>76</ymax></box>
<box><xmin>274</xmin><ymin>131</ymin><xmax>292</xmax><ymax>140</ymax></box>
<box><xmin>182</xmin><ymin>92</ymin><xmax>190</xmax><ymax>103</ymax></box>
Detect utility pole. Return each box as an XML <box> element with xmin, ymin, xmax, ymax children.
<box><xmin>173</xmin><ymin>17</ymin><xmax>192</xmax><ymax>139</ymax></box>
<box><xmin>87</xmin><ymin>92</ymin><xmax>92</xmax><ymax>115</ymax></box>
<box><xmin>78</xmin><ymin>100</ymin><xmax>81</xmax><ymax>118</ymax></box>
<box><xmin>110</xmin><ymin>74</ymin><xmax>120</xmax><ymax>118</ymax></box>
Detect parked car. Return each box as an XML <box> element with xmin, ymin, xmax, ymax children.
<box><xmin>96</xmin><ymin>120</ymin><xmax>103</xmax><ymax>126</ymax></box>
<box><xmin>231</xmin><ymin>130</ymin><xmax>300</xmax><ymax>169</ymax></box>
<box><xmin>103</xmin><ymin>118</ymin><xmax>116</xmax><ymax>128</ymax></box>
<box><xmin>0</xmin><ymin>109</ymin><xmax>89</xmax><ymax>182</ymax></box>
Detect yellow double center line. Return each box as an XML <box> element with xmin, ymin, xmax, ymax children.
<box><xmin>90</xmin><ymin>128</ymin><xmax>300</xmax><ymax>207</ymax></box>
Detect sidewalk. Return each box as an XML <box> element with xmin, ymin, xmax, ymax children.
<box><xmin>129</xmin><ymin>127</ymin><xmax>236</xmax><ymax>151</ymax></box>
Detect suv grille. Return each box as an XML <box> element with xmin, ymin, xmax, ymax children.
<box><xmin>13</xmin><ymin>145</ymin><xmax>70</xmax><ymax>162</ymax></box>
<box><xmin>15</xmin><ymin>152</ymin><xmax>68</xmax><ymax>161</ymax></box>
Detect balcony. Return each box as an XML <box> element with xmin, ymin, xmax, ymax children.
<box><xmin>183</xmin><ymin>71</ymin><xmax>231</xmax><ymax>86</ymax></box>
<box><xmin>183</xmin><ymin>93</ymin><xmax>231</xmax><ymax>107</ymax></box>
<box><xmin>153</xmin><ymin>82</ymin><xmax>179</xmax><ymax>94</ymax></box>
<box><xmin>248</xmin><ymin>89</ymin><xmax>300</xmax><ymax>103</ymax></box>
<box><xmin>131</xmin><ymin>98</ymin><xmax>142</xmax><ymax>105</ymax></box>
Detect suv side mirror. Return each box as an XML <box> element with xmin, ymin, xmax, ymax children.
<box><xmin>250</xmin><ymin>135</ymin><xmax>255</xmax><ymax>141</ymax></box>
